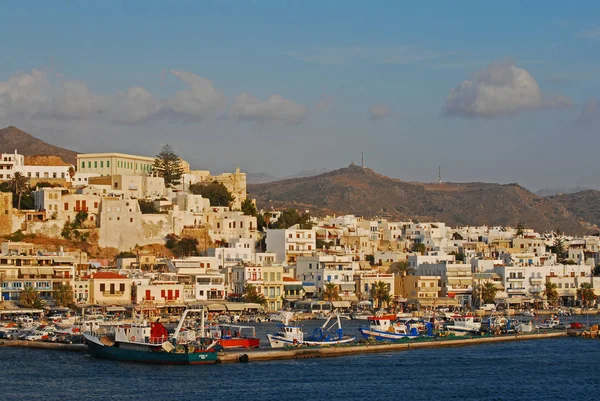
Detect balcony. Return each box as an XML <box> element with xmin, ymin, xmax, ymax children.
<box><xmin>529</xmin><ymin>287</ymin><xmax>543</xmax><ymax>293</ymax></box>
<box><xmin>507</xmin><ymin>287</ymin><xmax>526</xmax><ymax>293</ymax></box>
<box><xmin>529</xmin><ymin>277</ymin><xmax>543</xmax><ymax>284</ymax></box>
<box><xmin>102</xmin><ymin>291</ymin><xmax>125</xmax><ymax>297</ymax></box>
<box><xmin>446</xmin><ymin>285</ymin><xmax>472</xmax><ymax>292</ymax></box>
<box><xmin>507</xmin><ymin>276</ymin><xmax>525</xmax><ymax>281</ymax></box>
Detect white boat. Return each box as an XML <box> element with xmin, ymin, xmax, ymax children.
<box><xmin>358</xmin><ymin>314</ymin><xmax>424</xmax><ymax>341</ymax></box>
<box><xmin>537</xmin><ymin>317</ymin><xmax>560</xmax><ymax>329</ymax></box>
<box><xmin>445</xmin><ymin>315</ymin><xmax>482</xmax><ymax>336</ymax></box>
<box><xmin>519</xmin><ymin>310</ymin><xmax>536</xmax><ymax>318</ymax></box>
<box><xmin>515</xmin><ymin>320</ymin><xmax>533</xmax><ymax>333</ymax></box>
<box><xmin>350</xmin><ymin>311</ymin><xmax>371</xmax><ymax>320</ymax></box>
<box><xmin>267</xmin><ymin>311</ymin><xmax>355</xmax><ymax>348</ymax></box>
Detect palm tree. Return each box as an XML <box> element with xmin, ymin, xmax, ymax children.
<box><xmin>371</xmin><ymin>281</ymin><xmax>390</xmax><ymax>309</ymax></box>
<box><xmin>242</xmin><ymin>284</ymin><xmax>267</xmax><ymax>306</ymax></box>
<box><xmin>576</xmin><ymin>283</ymin><xmax>595</xmax><ymax>308</ymax></box>
<box><xmin>388</xmin><ymin>261</ymin><xmax>414</xmax><ymax>276</ymax></box>
<box><xmin>322</xmin><ymin>282</ymin><xmax>341</xmax><ymax>301</ymax></box>
<box><xmin>19</xmin><ymin>285</ymin><xmax>45</xmax><ymax>308</ymax></box>
<box><xmin>10</xmin><ymin>172</ymin><xmax>29</xmax><ymax>210</ymax></box>
<box><xmin>53</xmin><ymin>284</ymin><xmax>74</xmax><ymax>308</ymax></box>
<box><xmin>544</xmin><ymin>282</ymin><xmax>559</xmax><ymax>307</ymax></box>
<box><xmin>480</xmin><ymin>282</ymin><xmax>498</xmax><ymax>305</ymax></box>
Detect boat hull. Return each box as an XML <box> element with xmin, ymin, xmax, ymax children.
<box><xmin>358</xmin><ymin>328</ymin><xmax>418</xmax><ymax>341</ymax></box>
<box><xmin>218</xmin><ymin>337</ymin><xmax>260</xmax><ymax>349</ymax></box>
<box><xmin>267</xmin><ymin>333</ymin><xmax>355</xmax><ymax>348</ymax></box>
<box><xmin>84</xmin><ymin>334</ymin><xmax>218</xmax><ymax>365</ymax></box>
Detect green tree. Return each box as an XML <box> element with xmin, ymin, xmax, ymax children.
<box><xmin>9</xmin><ymin>172</ymin><xmax>29</xmax><ymax>210</ymax></box>
<box><xmin>552</xmin><ymin>236</ymin><xmax>567</xmax><ymax>264</ymax></box>
<box><xmin>243</xmin><ymin>284</ymin><xmax>267</xmax><ymax>306</ymax></box>
<box><xmin>53</xmin><ymin>284</ymin><xmax>74</xmax><ymax>308</ymax></box>
<box><xmin>61</xmin><ymin>211</ymin><xmax>89</xmax><ymax>242</ymax></box>
<box><xmin>271</xmin><ymin>209</ymin><xmax>312</xmax><ymax>229</ymax></box>
<box><xmin>388</xmin><ymin>261</ymin><xmax>414</xmax><ymax>276</ymax></box>
<box><xmin>138</xmin><ymin>199</ymin><xmax>159</xmax><ymax>214</ymax></box>
<box><xmin>241</xmin><ymin>199</ymin><xmax>258</xmax><ymax>216</ymax></box>
<box><xmin>516</xmin><ymin>223</ymin><xmax>525</xmax><ymax>237</ymax></box>
<box><xmin>544</xmin><ymin>282</ymin><xmax>559</xmax><ymax>306</ymax></box>
<box><xmin>577</xmin><ymin>283</ymin><xmax>595</xmax><ymax>308</ymax></box>
<box><xmin>178</xmin><ymin>237</ymin><xmax>199</xmax><ymax>257</ymax></box>
<box><xmin>322</xmin><ymin>282</ymin><xmax>341</xmax><ymax>301</ymax></box>
<box><xmin>480</xmin><ymin>282</ymin><xmax>498</xmax><ymax>305</ymax></box>
<box><xmin>189</xmin><ymin>181</ymin><xmax>235</xmax><ymax>207</ymax></box>
<box><xmin>19</xmin><ymin>285</ymin><xmax>45</xmax><ymax>308</ymax></box>
<box><xmin>153</xmin><ymin>144</ymin><xmax>184</xmax><ymax>189</ymax></box>
<box><xmin>412</xmin><ymin>242</ymin><xmax>426</xmax><ymax>255</ymax></box>
<box><xmin>371</xmin><ymin>281</ymin><xmax>390</xmax><ymax>309</ymax></box>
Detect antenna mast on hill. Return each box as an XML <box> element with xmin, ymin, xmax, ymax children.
<box><xmin>438</xmin><ymin>165</ymin><xmax>442</xmax><ymax>184</ymax></box>
<box><xmin>361</xmin><ymin>152</ymin><xmax>365</xmax><ymax>168</ymax></box>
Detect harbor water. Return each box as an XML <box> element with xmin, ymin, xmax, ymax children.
<box><xmin>1</xmin><ymin>319</ymin><xmax>599</xmax><ymax>401</ymax></box>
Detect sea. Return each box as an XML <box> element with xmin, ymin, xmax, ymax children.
<box><xmin>1</xmin><ymin>318</ymin><xmax>599</xmax><ymax>401</ymax></box>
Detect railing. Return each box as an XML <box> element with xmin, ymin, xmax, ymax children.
<box><xmin>507</xmin><ymin>277</ymin><xmax>525</xmax><ymax>281</ymax></box>
<box><xmin>102</xmin><ymin>291</ymin><xmax>125</xmax><ymax>297</ymax></box>
<box><xmin>507</xmin><ymin>287</ymin><xmax>526</xmax><ymax>292</ymax></box>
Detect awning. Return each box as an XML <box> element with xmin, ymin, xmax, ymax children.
<box><xmin>339</xmin><ymin>283</ymin><xmax>355</xmax><ymax>290</ymax></box>
<box><xmin>358</xmin><ymin>300</ymin><xmax>372</xmax><ymax>306</ymax></box>
<box><xmin>20</xmin><ymin>268</ymin><xmax>38</xmax><ymax>275</ymax></box>
<box><xmin>207</xmin><ymin>304</ymin><xmax>226</xmax><ymax>312</ymax></box>
<box><xmin>341</xmin><ymin>295</ymin><xmax>359</xmax><ymax>302</ymax></box>
<box><xmin>37</xmin><ymin>267</ymin><xmax>55</xmax><ymax>275</ymax></box>
<box><xmin>242</xmin><ymin>303</ymin><xmax>264</xmax><ymax>310</ymax></box>
<box><xmin>226</xmin><ymin>303</ymin><xmax>245</xmax><ymax>312</ymax></box>
<box><xmin>284</xmin><ymin>285</ymin><xmax>304</xmax><ymax>291</ymax></box>
<box><xmin>503</xmin><ymin>298</ymin><xmax>523</xmax><ymax>304</ymax></box>
<box><xmin>331</xmin><ymin>301</ymin><xmax>351</xmax><ymax>308</ymax></box>
<box><xmin>303</xmin><ymin>286</ymin><xmax>317</xmax><ymax>293</ymax></box>
<box><xmin>106</xmin><ymin>306</ymin><xmax>126</xmax><ymax>312</ymax></box>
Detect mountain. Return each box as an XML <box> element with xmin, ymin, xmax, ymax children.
<box><xmin>247</xmin><ymin>169</ymin><xmax>331</xmax><ymax>185</ymax></box>
<box><xmin>550</xmin><ymin>190</ymin><xmax>600</xmax><ymax>229</ymax></box>
<box><xmin>246</xmin><ymin>172</ymin><xmax>281</xmax><ymax>185</ymax></box>
<box><xmin>535</xmin><ymin>187</ymin><xmax>590</xmax><ymax>197</ymax></box>
<box><xmin>0</xmin><ymin>126</ymin><xmax>78</xmax><ymax>165</ymax></box>
<box><xmin>248</xmin><ymin>164</ymin><xmax>594</xmax><ymax>234</ymax></box>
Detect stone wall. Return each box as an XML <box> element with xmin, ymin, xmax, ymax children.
<box><xmin>0</xmin><ymin>192</ymin><xmax>13</xmax><ymax>235</ymax></box>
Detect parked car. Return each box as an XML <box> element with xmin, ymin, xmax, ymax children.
<box><xmin>569</xmin><ymin>322</ymin><xmax>585</xmax><ymax>330</ymax></box>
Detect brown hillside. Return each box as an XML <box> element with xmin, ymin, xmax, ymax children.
<box><xmin>248</xmin><ymin>164</ymin><xmax>594</xmax><ymax>235</ymax></box>
<box><xmin>0</xmin><ymin>126</ymin><xmax>78</xmax><ymax>164</ymax></box>
<box><xmin>550</xmin><ymin>190</ymin><xmax>600</xmax><ymax>229</ymax></box>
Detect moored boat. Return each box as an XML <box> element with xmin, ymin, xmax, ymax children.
<box><xmin>208</xmin><ymin>323</ymin><xmax>260</xmax><ymax>349</ymax></box>
<box><xmin>358</xmin><ymin>314</ymin><xmax>427</xmax><ymax>341</ymax></box>
<box><xmin>84</xmin><ymin>309</ymin><xmax>218</xmax><ymax>365</ymax></box>
<box><xmin>445</xmin><ymin>314</ymin><xmax>482</xmax><ymax>336</ymax></box>
<box><xmin>267</xmin><ymin>311</ymin><xmax>355</xmax><ymax>348</ymax></box>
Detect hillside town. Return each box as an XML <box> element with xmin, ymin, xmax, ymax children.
<box><xmin>1</xmin><ymin>146</ymin><xmax>599</xmax><ymax>316</ymax></box>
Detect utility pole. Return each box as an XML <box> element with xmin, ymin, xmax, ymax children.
<box><xmin>438</xmin><ymin>166</ymin><xmax>442</xmax><ymax>185</ymax></box>
<box><xmin>361</xmin><ymin>152</ymin><xmax>364</xmax><ymax>168</ymax></box>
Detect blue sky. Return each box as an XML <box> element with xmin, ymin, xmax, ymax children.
<box><xmin>1</xmin><ymin>0</ymin><xmax>599</xmax><ymax>190</ymax></box>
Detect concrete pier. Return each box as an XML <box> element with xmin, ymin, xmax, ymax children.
<box><xmin>0</xmin><ymin>340</ymin><xmax>86</xmax><ymax>352</ymax></box>
<box><xmin>0</xmin><ymin>331</ymin><xmax>568</xmax><ymax>362</ymax></box>
<box><xmin>217</xmin><ymin>331</ymin><xmax>567</xmax><ymax>364</ymax></box>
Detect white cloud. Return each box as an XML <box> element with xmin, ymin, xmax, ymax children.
<box><xmin>164</xmin><ymin>70</ymin><xmax>226</xmax><ymax>120</ymax></box>
<box><xmin>443</xmin><ymin>60</ymin><xmax>571</xmax><ymax>118</ymax></box>
<box><xmin>368</xmin><ymin>103</ymin><xmax>391</xmax><ymax>121</ymax></box>
<box><xmin>229</xmin><ymin>93</ymin><xmax>307</xmax><ymax>124</ymax></box>
<box><xmin>107</xmin><ymin>87</ymin><xmax>161</xmax><ymax>124</ymax></box>
<box><xmin>0</xmin><ymin>69</ymin><xmax>51</xmax><ymax>118</ymax></box>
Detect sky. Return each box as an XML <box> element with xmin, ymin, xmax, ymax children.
<box><xmin>1</xmin><ymin>0</ymin><xmax>599</xmax><ymax>191</ymax></box>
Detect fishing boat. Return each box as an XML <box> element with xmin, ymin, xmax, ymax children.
<box><xmin>267</xmin><ymin>311</ymin><xmax>355</xmax><ymax>348</ymax></box>
<box><xmin>208</xmin><ymin>323</ymin><xmax>260</xmax><ymax>349</ymax></box>
<box><xmin>358</xmin><ymin>314</ymin><xmax>428</xmax><ymax>341</ymax></box>
<box><xmin>84</xmin><ymin>309</ymin><xmax>218</xmax><ymax>365</ymax></box>
<box><xmin>537</xmin><ymin>317</ymin><xmax>561</xmax><ymax>329</ymax></box>
<box><xmin>444</xmin><ymin>314</ymin><xmax>482</xmax><ymax>336</ymax></box>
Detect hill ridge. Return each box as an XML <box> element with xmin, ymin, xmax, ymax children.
<box><xmin>0</xmin><ymin>126</ymin><xmax>78</xmax><ymax>165</ymax></box>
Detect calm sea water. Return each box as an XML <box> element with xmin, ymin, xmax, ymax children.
<box><xmin>2</xmin><ymin>319</ymin><xmax>599</xmax><ymax>401</ymax></box>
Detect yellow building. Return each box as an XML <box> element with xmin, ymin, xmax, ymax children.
<box><xmin>88</xmin><ymin>271</ymin><xmax>133</xmax><ymax>306</ymax></box>
<box><xmin>77</xmin><ymin>153</ymin><xmax>155</xmax><ymax>177</ymax></box>
<box><xmin>261</xmin><ymin>265</ymin><xmax>285</xmax><ymax>311</ymax></box>
<box><xmin>397</xmin><ymin>275</ymin><xmax>443</xmax><ymax>307</ymax></box>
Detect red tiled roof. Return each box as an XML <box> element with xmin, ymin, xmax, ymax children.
<box><xmin>283</xmin><ymin>277</ymin><xmax>299</xmax><ymax>282</ymax></box>
<box><xmin>91</xmin><ymin>272</ymin><xmax>127</xmax><ymax>279</ymax></box>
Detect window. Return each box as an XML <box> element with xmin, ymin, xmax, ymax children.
<box><xmin>120</xmin><ymin>283</ymin><xmax>125</xmax><ymax>292</ymax></box>
<box><xmin>100</xmin><ymin>161</ymin><xmax>104</xmax><ymax>168</ymax></box>
<box><xmin>100</xmin><ymin>283</ymin><xmax>105</xmax><ymax>291</ymax></box>
<box><xmin>94</xmin><ymin>161</ymin><xmax>97</xmax><ymax>168</ymax></box>
<box><xmin>81</xmin><ymin>162</ymin><xmax>85</xmax><ymax>169</ymax></box>
<box><xmin>107</xmin><ymin>161</ymin><xmax>110</xmax><ymax>168</ymax></box>
<box><xmin>88</xmin><ymin>162</ymin><xmax>91</xmax><ymax>168</ymax></box>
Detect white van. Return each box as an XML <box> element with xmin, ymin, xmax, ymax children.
<box><xmin>480</xmin><ymin>304</ymin><xmax>496</xmax><ymax>312</ymax></box>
